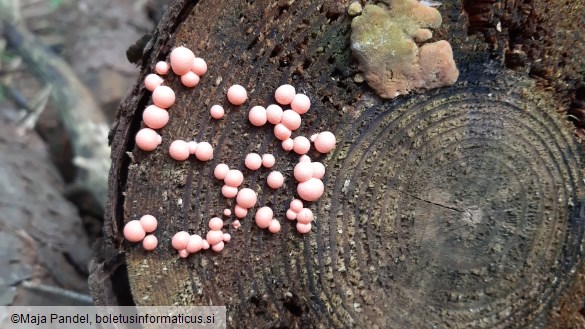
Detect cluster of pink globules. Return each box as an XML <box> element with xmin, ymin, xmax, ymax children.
<box><xmin>123</xmin><ymin>215</ymin><xmax>159</xmax><ymax>251</ymax></box>
<box><xmin>124</xmin><ymin>45</ymin><xmax>337</xmax><ymax>257</ymax></box>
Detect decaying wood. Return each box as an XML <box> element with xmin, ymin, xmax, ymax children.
<box><xmin>96</xmin><ymin>0</ymin><xmax>585</xmax><ymax>327</ymax></box>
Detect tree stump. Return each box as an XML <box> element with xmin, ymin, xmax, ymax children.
<box><xmin>91</xmin><ymin>0</ymin><xmax>585</xmax><ymax>327</ymax></box>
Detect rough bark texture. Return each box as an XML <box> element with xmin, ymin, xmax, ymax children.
<box><xmin>92</xmin><ymin>0</ymin><xmax>585</xmax><ymax>328</ymax></box>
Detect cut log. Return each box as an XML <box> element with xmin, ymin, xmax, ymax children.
<box><xmin>93</xmin><ymin>0</ymin><xmax>585</xmax><ymax>327</ymax></box>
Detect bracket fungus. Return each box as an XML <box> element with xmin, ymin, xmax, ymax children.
<box><xmin>350</xmin><ymin>0</ymin><xmax>459</xmax><ymax>99</ymax></box>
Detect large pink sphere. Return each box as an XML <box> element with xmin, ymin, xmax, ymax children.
<box><xmin>236</xmin><ymin>188</ymin><xmax>257</xmax><ymax>209</ymax></box>
<box><xmin>192</xmin><ymin>57</ymin><xmax>208</xmax><ymax>76</ymax></box>
<box><xmin>214</xmin><ymin>163</ymin><xmax>230</xmax><ymax>180</ymax></box>
<box><xmin>274</xmin><ymin>124</ymin><xmax>292</xmax><ymax>141</ymax></box>
<box><xmin>296</xmin><ymin>222</ymin><xmax>312</xmax><ymax>234</ymax></box>
<box><xmin>170</xmin><ymin>46</ymin><xmax>195</xmax><ymax>75</ymax></box>
<box><xmin>185</xmin><ymin>234</ymin><xmax>203</xmax><ymax>253</ymax></box>
<box><xmin>142</xmin><ymin>105</ymin><xmax>169</xmax><ymax>129</ymax></box>
<box><xmin>290</xmin><ymin>93</ymin><xmax>311</xmax><ymax>114</ymax></box>
<box><xmin>314</xmin><ymin>131</ymin><xmax>336</xmax><ymax>153</ymax></box>
<box><xmin>206</xmin><ymin>230</ymin><xmax>224</xmax><ymax>245</ymax></box>
<box><xmin>255</xmin><ymin>206</ymin><xmax>273</xmax><ymax>228</ymax></box>
<box><xmin>266</xmin><ymin>104</ymin><xmax>283</xmax><ymax>124</ymax></box>
<box><xmin>248</xmin><ymin>106</ymin><xmax>267</xmax><ymax>126</ymax></box>
<box><xmin>224</xmin><ymin>170</ymin><xmax>244</xmax><ymax>187</ymax></box>
<box><xmin>142</xmin><ymin>235</ymin><xmax>158</xmax><ymax>250</ymax></box>
<box><xmin>169</xmin><ymin>140</ymin><xmax>190</xmax><ymax>161</ymax></box>
<box><xmin>293</xmin><ymin>136</ymin><xmax>311</xmax><ymax>155</ymax></box>
<box><xmin>152</xmin><ymin>86</ymin><xmax>176</xmax><ymax>109</ymax></box>
<box><xmin>123</xmin><ymin>220</ymin><xmax>146</xmax><ymax>242</ymax></box>
<box><xmin>281</xmin><ymin>110</ymin><xmax>301</xmax><ymax>131</ymax></box>
<box><xmin>297</xmin><ymin>178</ymin><xmax>325</xmax><ymax>201</ymax></box>
<box><xmin>267</xmin><ymin>171</ymin><xmax>285</xmax><ymax>189</ymax></box>
<box><xmin>245</xmin><ymin>153</ymin><xmax>262</xmax><ymax>170</ymax></box>
<box><xmin>144</xmin><ymin>74</ymin><xmax>163</xmax><ymax>92</ymax></box>
<box><xmin>172</xmin><ymin>231</ymin><xmax>190</xmax><ymax>250</ymax></box>
<box><xmin>274</xmin><ymin>84</ymin><xmax>296</xmax><ymax>105</ymax></box>
<box><xmin>294</xmin><ymin>162</ymin><xmax>313</xmax><ymax>182</ymax></box>
<box><xmin>181</xmin><ymin>71</ymin><xmax>200</xmax><ymax>87</ymax></box>
<box><xmin>209</xmin><ymin>217</ymin><xmax>224</xmax><ymax>230</ymax></box>
<box><xmin>195</xmin><ymin>141</ymin><xmax>213</xmax><ymax>161</ymax></box>
<box><xmin>296</xmin><ymin>208</ymin><xmax>314</xmax><ymax>224</ymax></box>
<box><xmin>227</xmin><ymin>84</ymin><xmax>247</xmax><ymax>105</ymax></box>
<box><xmin>135</xmin><ymin>128</ymin><xmax>162</xmax><ymax>151</ymax></box>
<box><xmin>139</xmin><ymin>215</ymin><xmax>158</xmax><ymax>233</ymax></box>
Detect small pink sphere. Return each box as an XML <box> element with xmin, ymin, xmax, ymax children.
<box><xmin>139</xmin><ymin>215</ymin><xmax>158</xmax><ymax>233</ymax></box>
<box><xmin>181</xmin><ymin>71</ymin><xmax>200</xmax><ymax>88</ymax></box>
<box><xmin>192</xmin><ymin>57</ymin><xmax>208</xmax><ymax>76</ymax></box>
<box><xmin>155</xmin><ymin>61</ymin><xmax>169</xmax><ymax>75</ymax></box>
<box><xmin>268</xmin><ymin>220</ymin><xmax>281</xmax><ymax>233</ymax></box>
<box><xmin>223</xmin><ymin>233</ymin><xmax>231</xmax><ymax>242</ymax></box>
<box><xmin>209</xmin><ymin>217</ymin><xmax>224</xmax><ymax>230</ymax></box>
<box><xmin>296</xmin><ymin>222</ymin><xmax>312</xmax><ymax>234</ymax></box>
<box><xmin>172</xmin><ymin>231</ymin><xmax>190</xmax><ymax>250</ymax></box>
<box><xmin>236</xmin><ymin>188</ymin><xmax>257</xmax><ymax>208</ymax></box>
<box><xmin>245</xmin><ymin>153</ymin><xmax>262</xmax><ymax>170</ymax></box>
<box><xmin>211</xmin><ymin>241</ymin><xmax>225</xmax><ymax>252</ymax></box>
<box><xmin>266</xmin><ymin>104</ymin><xmax>283</xmax><ymax>124</ymax></box>
<box><xmin>224</xmin><ymin>169</ymin><xmax>244</xmax><ymax>187</ymax></box>
<box><xmin>136</xmin><ymin>128</ymin><xmax>162</xmax><ymax>151</ymax></box>
<box><xmin>314</xmin><ymin>131</ymin><xmax>336</xmax><ymax>153</ymax></box>
<box><xmin>178</xmin><ymin>249</ymin><xmax>190</xmax><ymax>258</ymax></box>
<box><xmin>282</xmin><ymin>138</ymin><xmax>294</xmax><ymax>151</ymax></box>
<box><xmin>234</xmin><ymin>205</ymin><xmax>248</xmax><ymax>218</ymax></box>
<box><xmin>274</xmin><ymin>124</ymin><xmax>292</xmax><ymax>141</ymax></box>
<box><xmin>281</xmin><ymin>110</ymin><xmax>302</xmax><ymax>131</ymax></box>
<box><xmin>142</xmin><ymin>235</ymin><xmax>158</xmax><ymax>250</ymax></box>
<box><xmin>261</xmin><ymin>154</ymin><xmax>275</xmax><ymax>168</ymax></box>
<box><xmin>206</xmin><ymin>230</ymin><xmax>224</xmax><ymax>245</ymax></box>
<box><xmin>144</xmin><ymin>74</ymin><xmax>163</xmax><ymax>92</ymax></box>
<box><xmin>210</xmin><ymin>105</ymin><xmax>225</xmax><ymax>119</ymax></box>
<box><xmin>297</xmin><ymin>208</ymin><xmax>314</xmax><ymax>224</ymax></box>
<box><xmin>214</xmin><ymin>163</ymin><xmax>230</xmax><ymax>180</ymax></box>
<box><xmin>221</xmin><ymin>185</ymin><xmax>239</xmax><ymax>198</ymax></box>
<box><xmin>291</xmin><ymin>93</ymin><xmax>311</xmax><ymax>114</ymax></box>
<box><xmin>188</xmin><ymin>141</ymin><xmax>198</xmax><ymax>154</ymax></box>
<box><xmin>267</xmin><ymin>171</ymin><xmax>285</xmax><ymax>189</ymax></box>
<box><xmin>248</xmin><ymin>106</ymin><xmax>267</xmax><ymax>126</ymax></box>
<box><xmin>286</xmin><ymin>209</ymin><xmax>297</xmax><ymax>220</ymax></box>
<box><xmin>290</xmin><ymin>199</ymin><xmax>304</xmax><ymax>213</ymax></box>
<box><xmin>312</xmin><ymin>162</ymin><xmax>326</xmax><ymax>179</ymax></box>
<box><xmin>274</xmin><ymin>84</ymin><xmax>296</xmax><ymax>105</ymax></box>
<box><xmin>152</xmin><ymin>86</ymin><xmax>176</xmax><ymax>109</ymax></box>
<box><xmin>232</xmin><ymin>220</ymin><xmax>241</xmax><ymax>229</ymax></box>
<box><xmin>293</xmin><ymin>136</ymin><xmax>311</xmax><ymax>155</ymax></box>
<box><xmin>186</xmin><ymin>234</ymin><xmax>203</xmax><ymax>253</ymax></box>
<box><xmin>202</xmin><ymin>240</ymin><xmax>210</xmax><ymax>249</ymax></box>
<box><xmin>170</xmin><ymin>46</ymin><xmax>195</xmax><ymax>75</ymax></box>
<box><xmin>255</xmin><ymin>206</ymin><xmax>273</xmax><ymax>229</ymax></box>
<box><xmin>123</xmin><ymin>220</ymin><xmax>146</xmax><ymax>242</ymax></box>
<box><xmin>195</xmin><ymin>141</ymin><xmax>214</xmax><ymax>161</ymax></box>
<box><xmin>294</xmin><ymin>162</ymin><xmax>313</xmax><ymax>182</ymax></box>
<box><xmin>310</xmin><ymin>134</ymin><xmax>318</xmax><ymax>142</ymax></box>
<box><xmin>143</xmin><ymin>105</ymin><xmax>169</xmax><ymax>129</ymax></box>
<box><xmin>227</xmin><ymin>84</ymin><xmax>247</xmax><ymax>105</ymax></box>
<box><xmin>299</xmin><ymin>155</ymin><xmax>311</xmax><ymax>163</ymax></box>
<box><xmin>223</xmin><ymin>208</ymin><xmax>232</xmax><ymax>216</ymax></box>
<box><xmin>169</xmin><ymin>140</ymin><xmax>190</xmax><ymax>161</ymax></box>
<box><xmin>297</xmin><ymin>178</ymin><xmax>325</xmax><ymax>202</ymax></box>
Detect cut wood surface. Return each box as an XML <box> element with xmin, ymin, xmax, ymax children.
<box><xmin>93</xmin><ymin>0</ymin><xmax>585</xmax><ymax>327</ymax></box>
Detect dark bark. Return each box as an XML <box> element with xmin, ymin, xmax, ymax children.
<box><xmin>93</xmin><ymin>0</ymin><xmax>585</xmax><ymax>328</ymax></box>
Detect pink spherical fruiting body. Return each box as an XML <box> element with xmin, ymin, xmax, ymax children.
<box><xmin>293</xmin><ymin>136</ymin><xmax>311</xmax><ymax>155</ymax></box>
<box><xmin>221</xmin><ymin>185</ymin><xmax>238</xmax><ymax>198</ymax></box>
<box><xmin>296</xmin><ymin>222</ymin><xmax>312</xmax><ymax>234</ymax></box>
<box><xmin>245</xmin><ymin>153</ymin><xmax>262</xmax><ymax>170</ymax></box>
<box><xmin>294</xmin><ymin>162</ymin><xmax>313</xmax><ymax>182</ymax></box>
<box><xmin>314</xmin><ymin>131</ymin><xmax>336</xmax><ymax>153</ymax></box>
<box><xmin>211</xmin><ymin>241</ymin><xmax>225</xmax><ymax>252</ymax></box>
<box><xmin>281</xmin><ymin>110</ymin><xmax>302</xmax><ymax>131</ymax></box>
<box><xmin>206</xmin><ymin>230</ymin><xmax>224</xmax><ymax>245</ymax></box>
<box><xmin>185</xmin><ymin>234</ymin><xmax>203</xmax><ymax>253</ymax></box>
<box><xmin>142</xmin><ymin>105</ymin><xmax>169</xmax><ymax>129</ymax></box>
<box><xmin>210</xmin><ymin>105</ymin><xmax>225</xmax><ymax>119</ymax></box>
<box><xmin>232</xmin><ymin>220</ymin><xmax>241</xmax><ymax>229</ymax></box>
<box><xmin>291</xmin><ymin>93</ymin><xmax>311</xmax><ymax>114</ymax></box>
<box><xmin>155</xmin><ymin>61</ymin><xmax>169</xmax><ymax>75</ymax></box>
<box><xmin>267</xmin><ymin>171</ymin><xmax>285</xmax><ymax>189</ymax></box>
<box><xmin>255</xmin><ymin>206</ymin><xmax>273</xmax><ymax>228</ymax></box>
<box><xmin>123</xmin><ymin>220</ymin><xmax>146</xmax><ymax>242</ymax></box>
<box><xmin>181</xmin><ymin>71</ymin><xmax>200</xmax><ymax>87</ymax></box>
<box><xmin>248</xmin><ymin>106</ymin><xmax>267</xmax><ymax>126</ymax></box>
<box><xmin>312</xmin><ymin>162</ymin><xmax>326</xmax><ymax>179</ymax></box>
<box><xmin>152</xmin><ymin>86</ymin><xmax>175</xmax><ymax>109</ymax></box>
<box><xmin>261</xmin><ymin>154</ymin><xmax>275</xmax><ymax>168</ymax></box>
<box><xmin>223</xmin><ymin>208</ymin><xmax>232</xmax><ymax>216</ymax></box>
<box><xmin>297</xmin><ymin>178</ymin><xmax>325</xmax><ymax>201</ymax></box>
<box><xmin>135</xmin><ymin>128</ymin><xmax>162</xmax><ymax>151</ymax></box>
<box><xmin>224</xmin><ymin>170</ymin><xmax>244</xmax><ymax>187</ymax></box>
<box><xmin>268</xmin><ymin>220</ymin><xmax>281</xmax><ymax>233</ymax></box>
<box><xmin>227</xmin><ymin>84</ymin><xmax>247</xmax><ymax>105</ymax></box>
<box><xmin>202</xmin><ymin>240</ymin><xmax>210</xmax><ymax>250</ymax></box>
<box><xmin>178</xmin><ymin>249</ymin><xmax>189</xmax><ymax>258</ymax></box>
<box><xmin>274</xmin><ymin>124</ymin><xmax>292</xmax><ymax>141</ymax></box>
<box><xmin>266</xmin><ymin>104</ymin><xmax>283</xmax><ymax>124</ymax></box>
<box><xmin>195</xmin><ymin>142</ymin><xmax>213</xmax><ymax>161</ymax></box>
<box><xmin>286</xmin><ymin>209</ymin><xmax>297</xmax><ymax>220</ymax></box>
<box><xmin>170</xmin><ymin>46</ymin><xmax>195</xmax><ymax>75</ymax></box>
<box><xmin>223</xmin><ymin>233</ymin><xmax>231</xmax><ymax>242</ymax></box>
<box><xmin>274</xmin><ymin>84</ymin><xmax>296</xmax><ymax>105</ymax></box>
<box><xmin>169</xmin><ymin>140</ymin><xmax>190</xmax><ymax>161</ymax></box>
<box><xmin>214</xmin><ymin>163</ymin><xmax>229</xmax><ymax>180</ymax></box>
<box><xmin>139</xmin><ymin>215</ymin><xmax>158</xmax><ymax>233</ymax></box>
<box><xmin>188</xmin><ymin>141</ymin><xmax>198</xmax><ymax>154</ymax></box>
<box><xmin>297</xmin><ymin>208</ymin><xmax>314</xmax><ymax>224</ymax></box>
<box><xmin>172</xmin><ymin>231</ymin><xmax>190</xmax><ymax>250</ymax></box>
<box><xmin>282</xmin><ymin>138</ymin><xmax>294</xmax><ymax>151</ymax></box>
<box><xmin>236</xmin><ymin>188</ymin><xmax>257</xmax><ymax>209</ymax></box>
<box><xmin>142</xmin><ymin>235</ymin><xmax>158</xmax><ymax>250</ymax></box>
<box><xmin>290</xmin><ymin>199</ymin><xmax>304</xmax><ymax>213</ymax></box>
<box><xmin>209</xmin><ymin>217</ymin><xmax>224</xmax><ymax>230</ymax></box>
<box><xmin>299</xmin><ymin>155</ymin><xmax>311</xmax><ymax>163</ymax></box>
<box><xmin>234</xmin><ymin>205</ymin><xmax>248</xmax><ymax>218</ymax></box>
<box><xmin>144</xmin><ymin>74</ymin><xmax>164</xmax><ymax>92</ymax></box>
<box><xmin>192</xmin><ymin>57</ymin><xmax>207</xmax><ymax>76</ymax></box>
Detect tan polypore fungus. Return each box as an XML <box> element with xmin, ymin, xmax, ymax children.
<box><xmin>350</xmin><ymin>0</ymin><xmax>459</xmax><ymax>99</ymax></box>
